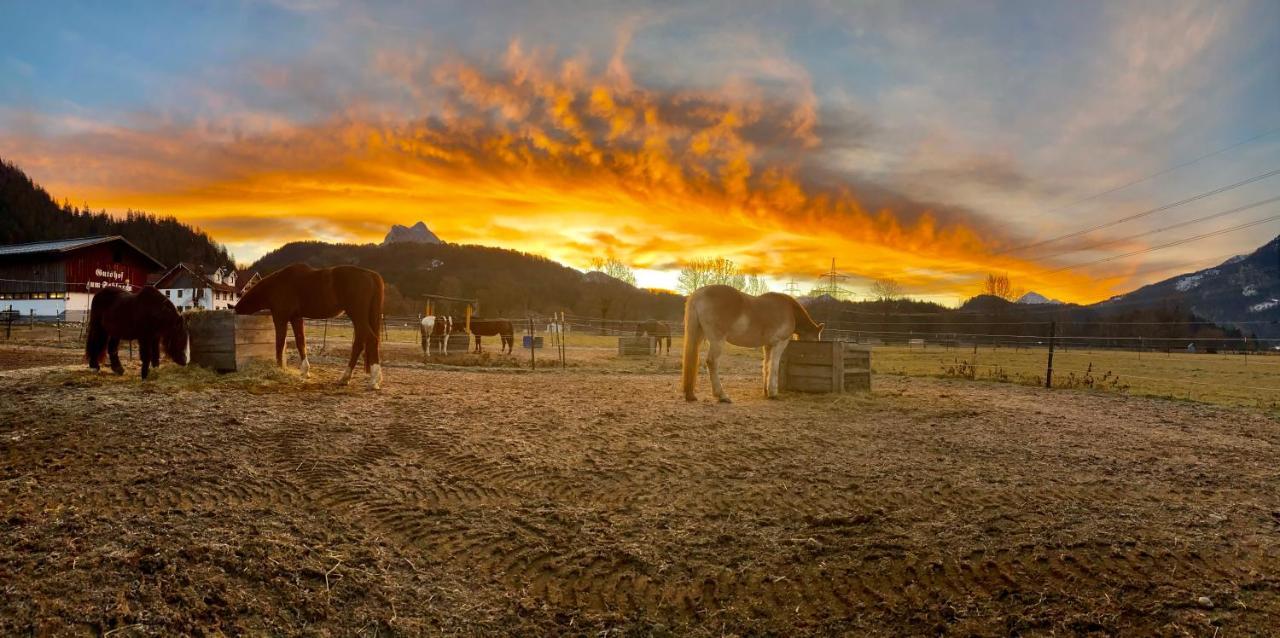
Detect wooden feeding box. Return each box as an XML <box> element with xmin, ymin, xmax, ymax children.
<box><xmin>780</xmin><ymin>340</ymin><xmax>872</xmax><ymax>393</ymax></box>
<box><xmin>425</xmin><ymin>333</ymin><xmax>471</xmax><ymax>353</ymax></box>
<box><xmin>618</xmin><ymin>336</ymin><xmax>653</xmax><ymax>356</ymax></box>
<box><xmin>186</xmin><ymin>311</ymin><xmax>276</xmax><ymax>372</ymax></box>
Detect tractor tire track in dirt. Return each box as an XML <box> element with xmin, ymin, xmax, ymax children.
<box><xmin>5</xmin><ymin>364</ymin><xmax>1280</xmax><ymax>634</ymax></box>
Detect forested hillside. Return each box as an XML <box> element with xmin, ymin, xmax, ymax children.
<box><xmin>249</xmin><ymin>240</ymin><xmax>686</xmax><ymax>320</ymax></box>
<box><xmin>0</xmin><ymin>158</ymin><xmax>235</xmax><ymax>270</ymax></box>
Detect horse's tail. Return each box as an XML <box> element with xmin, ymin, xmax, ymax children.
<box><xmin>681</xmin><ymin>295</ymin><xmax>703</xmax><ymax>400</ymax></box>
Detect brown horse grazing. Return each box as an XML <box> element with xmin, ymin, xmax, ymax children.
<box><xmin>681</xmin><ymin>285</ymin><xmax>823</xmax><ymax>402</ymax></box>
<box><xmin>635</xmin><ymin>319</ymin><xmax>672</xmax><ymax>355</ymax></box>
<box><xmin>86</xmin><ymin>286</ymin><xmax>189</xmax><ymax>379</ymax></box>
<box><xmin>235</xmin><ymin>264</ymin><xmax>386</xmax><ymax>389</ymax></box>
<box><xmin>467</xmin><ymin>319</ymin><xmax>514</xmax><ymax>354</ymax></box>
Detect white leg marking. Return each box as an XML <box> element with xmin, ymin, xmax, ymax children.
<box><xmin>768</xmin><ymin>341</ymin><xmax>788</xmax><ymax>397</ymax></box>
<box><xmin>183</xmin><ymin>336</ymin><xmax>190</xmax><ymax>365</ymax></box>
<box><xmin>337</xmin><ymin>366</ymin><xmax>353</xmax><ymax>386</ymax></box>
<box><xmin>299</xmin><ymin>357</ymin><xmax>310</xmax><ymax>379</ymax></box>
<box><xmin>368</xmin><ymin>363</ymin><xmax>383</xmax><ymax>390</ymax></box>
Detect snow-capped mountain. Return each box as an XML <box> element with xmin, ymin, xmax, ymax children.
<box><xmin>382</xmin><ymin>221</ymin><xmax>442</xmax><ymax>245</ymax></box>
<box><xmin>1093</xmin><ymin>237</ymin><xmax>1280</xmax><ymax>337</ymax></box>
<box><xmin>1016</xmin><ymin>291</ymin><xmax>1063</xmax><ymax>305</ymax></box>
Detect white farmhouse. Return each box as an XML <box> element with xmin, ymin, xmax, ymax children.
<box><xmin>152</xmin><ymin>263</ymin><xmax>240</xmax><ymax>311</ymax></box>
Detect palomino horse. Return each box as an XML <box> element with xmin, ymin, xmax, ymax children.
<box><xmin>681</xmin><ymin>285</ymin><xmax>823</xmax><ymax>402</ymax></box>
<box><xmin>467</xmin><ymin>319</ymin><xmax>514</xmax><ymax>354</ymax></box>
<box><xmin>86</xmin><ymin>286</ymin><xmax>189</xmax><ymax>379</ymax></box>
<box><xmin>635</xmin><ymin>319</ymin><xmax>672</xmax><ymax>355</ymax></box>
<box><xmin>235</xmin><ymin>264</ymin><xmax>386</xmax><ymax>389</ymax></box>
<box><xmin>420</xmin><ymin>315</ymin><xmax>453</xmax><ymax>356</ymax></box>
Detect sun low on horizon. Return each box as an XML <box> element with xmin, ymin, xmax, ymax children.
<box><xmin>2</xmin><ymin>1</ymin><xmax>1278</xmax><ymax>305</ymax></box>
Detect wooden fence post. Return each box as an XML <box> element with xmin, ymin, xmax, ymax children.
<box><xmin>1045</xmin><ymin>320</ymin><xmax>1056</xmax><ymax>388</ymax></box>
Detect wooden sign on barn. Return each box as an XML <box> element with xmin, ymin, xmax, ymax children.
<box><xmin>780</xmin><ymin>340</ymin><xmax>871</xmax><ymax>393</ymax></box>
<box><xmin>186</xmin><ymin>310</ymin><xmax>276</xmax><ymax>372</ymax></box>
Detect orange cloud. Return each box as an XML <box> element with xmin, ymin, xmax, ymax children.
<box><xmin>0</xmin><ymin>45</ymin><xmax>1106</xmax><ymax>303</ymax></box>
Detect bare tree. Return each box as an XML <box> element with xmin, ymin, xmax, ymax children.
<box><xmin>869</xmin><ymin>278</ymin><xmax>902</xmax><ymax>302</ymax></box>
<box><xmin>743</xmin><ymin>274</ymin><xmax>769</xmax><ymax>296</ymax></box>
<box><xmin>589</xmin><ymin>257</ymin><xmax>637</xmax><ymax>286</ymax></box>
<box><xmin>982</xmin><ymin>273</ymin><xmax>1015</xmax><ymax>300</ymax></box>
<box><xmin>678</xmin><ymin>257</ymin><xmax>748</xmax><ymax>294</ymax></box>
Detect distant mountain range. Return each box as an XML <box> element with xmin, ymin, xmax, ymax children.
<box><xmin>1095</xmin><ymin>237</ymin><xmax>1280</xmax><ymax>337</ymax></box>
<box><xmin>248</xmin><ymin>235</ymin><xmax>684</xmax><ymax>320</ymax></box>
<box><xmin>382</xmin><ymin>221</ymin><xmax>441</xmax><ymax>245</ymax></box>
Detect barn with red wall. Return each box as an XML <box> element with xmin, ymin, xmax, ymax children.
<box><xmin>0</xmin><ymin>236</ymin><xmax>165</xmax><ymax>320</ymax></box>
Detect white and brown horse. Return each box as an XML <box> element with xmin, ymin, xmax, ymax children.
<box><xmin>681</xmin><ymin>285</ymin><xmax>823</xmax><ymax>402</ymax></box>
<box><xmin>420</xmin><ymin>315</ymin><xmax>453</xmax><ymax>356</ymax></box>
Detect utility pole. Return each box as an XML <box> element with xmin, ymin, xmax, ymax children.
<box><xmin>783</xmin><ymin>280</ymin><xmax>801</xmax><ymax>297</ymax></box>
<box><xmin>817</xmin><ymin>258</ymin><xmax>852</xmax><ymax>300</ymax></box>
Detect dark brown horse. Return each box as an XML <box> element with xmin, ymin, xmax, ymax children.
<box><xmin>235</xmin><ymin>264</ymin><xmax>386</xmax><ymax>389</ymax></box>
<box><xmin>86</xmin><ymin>286</ymin><xmax>189</xmax><ymax>379</ymax></box>
<box><xmin>467</xmin><ymin>319</ymin><xmax>514</xmax><ymax>354</ymax></box>
<box><xmin>635</xmin><ymin>319</ymin><xmax>672</xmax><ymax>355</ymax></box>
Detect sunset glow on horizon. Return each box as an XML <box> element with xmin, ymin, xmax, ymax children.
<box><xmin>3</xmin><ymin>2</ymin><xmax>1278</xmax><ymax>304</ymax></box>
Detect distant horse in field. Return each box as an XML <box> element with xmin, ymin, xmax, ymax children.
<box><xmin>86</xmin><ymin>286</ymin><xmax>189</xmax><ymax>379</ymax></box>
<box><xmin>467</xmin><ymin>319</ymin><xmax>514</xmax><ymax>354</ymax></box>
<box><xmin>235</xmin><ymin>264</ymin><xmax>385</xmax><ymax>389</ymax></box>
<box><xmin>682</xmin><ymin>285</ymin><xmax>823</xmax><ymax>402</ymax></box>
<box><xmin>420</xmin><ymin>315</ymin><xmax>453</xmax><ymax>356</ymax></box>
<box><xmin>635</xmin><ymin>319</ymin><xmax>672</xmax><ymax>355</ymax></box>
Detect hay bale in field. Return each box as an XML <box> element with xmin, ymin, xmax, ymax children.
<box><xmin>186</xmin><ymin>310</ymin><xmax>276</xmax><ymax>372</ymax></box>
<box><xmin>780</xmin><ymin>340</ymin><xmax>871</xmax><ymax>393</ymax></box>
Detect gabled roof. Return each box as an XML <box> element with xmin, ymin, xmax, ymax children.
<box><xmin>0</xmin><ymin>235</ymin><xmax>165</xmax><ymax>270</ymax></box>
<box><xmin>154</xmin><ymin>262</ymin><xmax>237</xmax><ymax>293</ymax></box>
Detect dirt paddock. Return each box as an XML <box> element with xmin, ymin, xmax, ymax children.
<box><xmin>3</xmin><ymin>356</ymin><xmax>1280</xmax><ymax>635</ymax></box>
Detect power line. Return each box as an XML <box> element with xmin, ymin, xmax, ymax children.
<box><xmin>1044</xmin><ymin>125</ymin><xmax>1280</xmax><ymax>215</ymax></box>
<box><xmin>816</xmin><ymin>258</ymin><xmax>855</xmax><ymax>299</ymax></box>
<box><xmin>1037</xmin><ymin>194</ymin><xmax>1280</xmax><ymax>261</ymax></box>
<box><xmin>994</xmin><ymin>166</ymin><xmax>1280</xmax><ymax>256</ymax></box>
<box><xmin>1040</xmin><ymin>212</ymin><xmax>1280</xmax><ymax>275</ymax></box>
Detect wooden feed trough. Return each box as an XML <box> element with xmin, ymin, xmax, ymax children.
<box><xmin>617</xmin><ymin>336</ymin><xmax>653</xmax><ymax>356</ymax></box>
<box><xmin>186</xmin><ymin>311</ymin><xmax>276</xmax><ymax>372</ymax></box>
<box><xmin>780</xmin><ymin>340</ymin><xmax>872</xmax><ymax>393</ymax></box>
<box><xmin>424</xmin><ymin>333</ymin><xmax>471</xmax><ymax>354</ymax></box>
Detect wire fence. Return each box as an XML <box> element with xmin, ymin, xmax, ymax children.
<box><xmin>4</xmin><ymin>308</ymin><xmax>1278</xmax><ymax>409</ymax></box>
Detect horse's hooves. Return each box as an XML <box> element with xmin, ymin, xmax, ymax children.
<box><xmin>718</xmin><ymin>397</ymin><xmax>733</xmax><ymax>404</ymax></box>
<box><xmin>684</xmin><ymin>395</ymin><xmax>697</xmax><ymax>402</ymax></box>
<box><xmin>111</xmin><ymin>368</ymin><xmax>124</xmax><ymax>376</ymax></box>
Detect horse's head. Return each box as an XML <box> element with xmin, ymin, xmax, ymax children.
<box><xmin>797</xmin><ymin>321</ymin><xmax>824</xmax><ymax>341</ymax></box>
<box><xmin>233</xmin><ymin>287</ymin><xmax>266</xmax><ymax>315</ymax></box>
<box><xmin>163</xmin><ymin>313</ymin><xmax>190</xmax><ymax>365</ymax></box>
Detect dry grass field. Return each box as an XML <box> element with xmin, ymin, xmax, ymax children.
<box><xmin>4</xmin><ymin>340</ymin><xmax>1280</xmax><ymax>636</ymax></box>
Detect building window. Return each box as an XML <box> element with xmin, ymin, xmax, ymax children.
<box><xmin>165</xmin><ymin>290</ymin><xmax>171</xmax><ymax>297</ymax></box>
<box><xmin>177</xmin><ymin>290</ymin><xmax>183</xmax><ymax>298</ymax></box>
